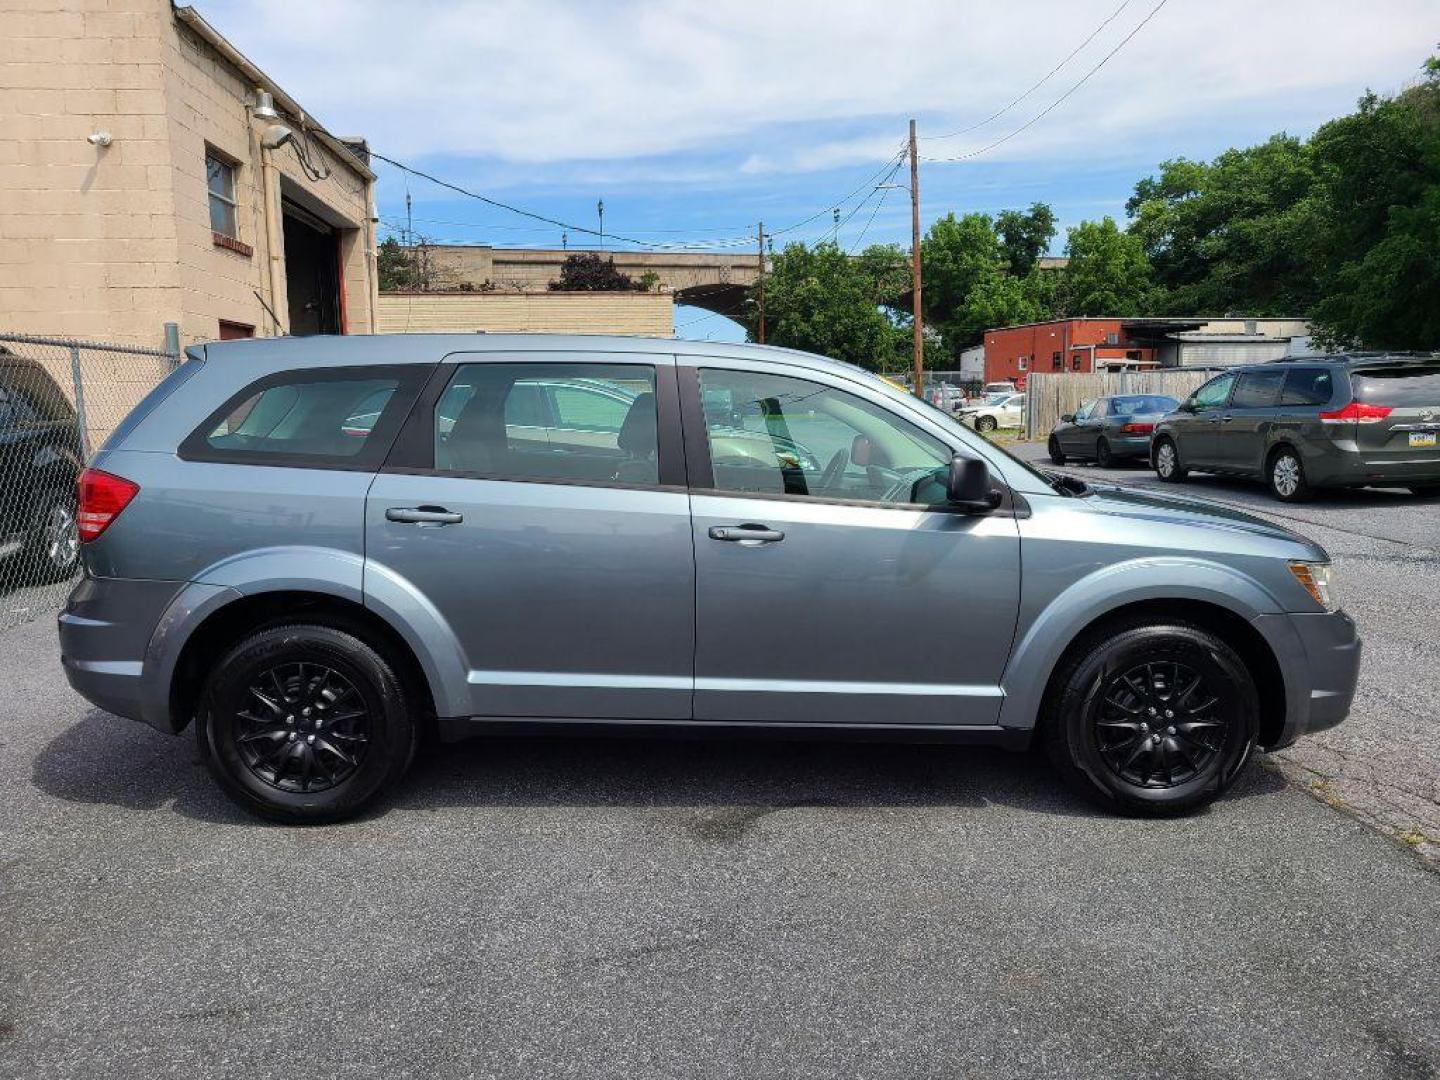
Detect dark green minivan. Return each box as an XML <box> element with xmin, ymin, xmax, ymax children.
<box><xmin>1150</xmin><ymin>355</ymin><xmax>1440</xmax><ymax>502</ymax></box>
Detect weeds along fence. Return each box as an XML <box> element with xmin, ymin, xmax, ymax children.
<box><xmin>0</xmin><ymin>332</ymin><xmax>174</xmax><ymax>634</ymax></box>
<box><xmin>1024</xmin><ymin>368</ymin><xmax>1226</xmax><ymax>440</ymax></box>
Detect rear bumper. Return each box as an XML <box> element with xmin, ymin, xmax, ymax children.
<box><xmin>1305</xmin><ymin>445</ymin><xmax>1440</xmax><ymax>487</ymax></box>
<box><xmin>58</xmin><ymin>575</ymin><xmax>184</xmax><ymax>730</ymax></box>
<box><xmin>1106</xmin><ymin>434</ymin><xmax>1153</xmax><ymax>458</ymax></box>
<box><xmin>1251</xmin><ymin>609</ymin><xmax>1362</xmax><ymax>749</ymax></box>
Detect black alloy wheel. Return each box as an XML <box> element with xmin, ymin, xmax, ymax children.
<box><xmin>1043</xmin><ymin>619</ymin><xmax>1257</xmax><ymax>815</ymax></box>
<box><xmin>976</xmin><ymin>415</ymin><xmax>998</xmax><ymax>433</ymax></box>
<box><xmin>199</xmin><ymin>623</ymin><xmax>418</xmax><ymax>824</ymax></box>
<box><xmin>234</xmin><ymin>661</ymin><xmax>371</xmax><ymax>793</ymax></box>
<box><xmin>1093</xmin><ymin>661</ymin><xmax>1226</xmax><ymax>789</ymax></box>
<box><xmin>1048</xmin><ymin>436</ymin><xmax>1066</xmax><ymax>465</ymax></box>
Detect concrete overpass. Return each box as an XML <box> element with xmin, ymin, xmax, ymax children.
<box><xmin>425</xmin><ymin>245</ymin><xmax>759</xmax><ymax>318</ymax></box>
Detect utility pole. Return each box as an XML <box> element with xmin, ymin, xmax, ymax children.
<box><xmin>909</xmin><ymin>118</ymin><xmax>924</xmax><ymax>398</ymax></box>
<box><xmin>756</xmin><ymin>221</ymin><xmax>766</xmax><ymax>344</ymax></box>
<box><xmin>405</xmin><ymin>190</ymin><xmax>413</xmax><ymax>248</ymax></box>
<box><xmin>597</xmin><ymin>199</ymin><xmax>605</xmax><ymax>251</ymax></box>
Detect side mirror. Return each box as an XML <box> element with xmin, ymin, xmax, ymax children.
<box><xmin>1177</xmin><ymin>399</ymin><xmax>1196</xmax><ymax>413</ymax></box>
<box><xmin>1059</xmin><ymin>413</ymin><xmax>1075</xmax><ymax>423</ymax></box>
<box><xmin>946</xmin><ymin>455</ymin><xmax>1000</xmax><ymax>513</ymax></box>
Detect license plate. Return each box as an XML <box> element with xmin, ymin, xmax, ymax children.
<box><xmin>1409</xmin><ymin>432</ymin><xmax>1438</xmax><ymax>448</ymax></box>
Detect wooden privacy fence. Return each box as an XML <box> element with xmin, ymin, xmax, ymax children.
<box><xmin>1024</xmin><ymin>369</ymin><xmax>1225</xmax><ymax>439</ymax></box>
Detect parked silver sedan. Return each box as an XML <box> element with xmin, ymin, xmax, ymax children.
<box><xmin>1048</xmin><ymin>394</ymin><xmax>1179</xmax><ymax>467</ymax></box>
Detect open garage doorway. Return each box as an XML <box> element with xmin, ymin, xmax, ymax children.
<box><xmin>282</xmin><ymin>200</ymin><xmax>341</xmax><ymax>336</ymax></box>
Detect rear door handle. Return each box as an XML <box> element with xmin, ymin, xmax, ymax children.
<box><xmin>386</xmin><ymin>506</ymin><xmax>463</xmax><ymax>526</ymax></box>
<box><xmin>708</xmin><ymin>524</ymin><xmax>784</xmax><ymax>544</ymax></box>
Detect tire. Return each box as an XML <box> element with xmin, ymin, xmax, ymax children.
<box><xmin>1042</xmin><ymin>620</ymin><xmax>1258</xmax><ymax>816</ymax></box>
<box><xmin>1267</xmin><ymin>447</ymin><xmax>1311</xmax><ymax>503</ymax></box>
<box><xmin>197</xmin><ymin>623</ymin><xmax>418</xmax><ymax>824</ymax></box>
<box><xmin>1047</xmin><ymin>436</ymin><xmax>1066</xmax><ymax>465</ymax></box>
<box><xmin>22</xmin><ymin>486</ymin><xmax>80</xmax><ymax>584</ymax></box>
<box><xmin>976</xmin><ymin>415</ymin><xmax>998</xmax><ymax>433</ymax></box>
<box><xmin>1153</xmin><ymin>437</ymin><xmax>1187</xmax><ymax>482</ymax></box>
<box><xmin>1095</xmin><ymin>437</ymin><xmax>1114</xmax><ymax>468</ymax></box>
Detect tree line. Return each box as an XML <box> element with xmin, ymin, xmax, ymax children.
<box><xmin>750</xmin><ymin>50</ymin><xmax>1440</xmax><ymax>372</ymax></box>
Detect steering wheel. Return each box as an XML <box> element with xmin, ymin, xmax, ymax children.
<box><xmin>816</xmin><ymin>448</ymin><xmax>850</xmax><ymax>494</ymax></box>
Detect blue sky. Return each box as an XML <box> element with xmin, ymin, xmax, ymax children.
<box><xmin>200</xmin><ymin>0</ymin><xmax>1437</xmax><ymax>341</ymax></box>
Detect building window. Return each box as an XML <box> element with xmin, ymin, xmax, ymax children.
<box><xmin>1051</xmin><ymin>351</ymin><xmax>1062</xmax><ymax>370</ymax></box>
<box><xmin>218</xmin><ymin>320</ymin><xmax>254</xmax><ymax>340</ymax></box>
<box><xmin>1072</xmin><ymin>353</ymin><xmax>1084</xmax><ymax>370</ymax></box>
<box><xmin>1105</xmin><ymin>332</ymin><xmax>1119</xmax><ymax>345</ymax></box>
<box><xmin>1017</xmin><ymin>355</ymin><xmax>1028</xmax><ymax>371</ymax></box>
<box><xmin>206</xmin><ymin>150</ymin><xmax>239</xmax><ymax>239</ymax></box>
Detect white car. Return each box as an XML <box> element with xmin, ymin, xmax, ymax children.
<box><xmin>957</xmin><ymin>392</ymin><xmax>1026</xmax><ymax>432</ymax></box>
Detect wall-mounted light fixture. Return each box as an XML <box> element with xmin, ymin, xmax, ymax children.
<box><xmin>86</xmin><ymin>132</ymin><xmax>113</xmax><ymax>147</ymax></box>
<box><xmin>251</xmin><ymin>89</ymin><xmax>279</xmax><ymax>121</ymax></box>
<box><xmin>261</xmin><ymin>124</ymin><xmax>294</xmax><ymax>150</ymax></box>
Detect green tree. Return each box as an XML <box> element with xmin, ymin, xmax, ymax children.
<box><xmin>746</xmin><ymin>241</ymin><xmax>903</xmax><ymax>369</ymax></box>
<box><xmin>377</xmin><ymin>236</ymin><xmax>422</xmax><ymax>291</ymax></box>
<box><xmin>996</xmin><ymin>202</ymin><xmax>1056</xmax><ymax>276</ymax></box>
<box><xmin>920</xmin><ymin>211</ymin><xmax>1002</xmax><ymax>325</ymax></box>
<box><xmin>1062</xmin><ymin>217</ymin><xmax>1154</xmax><ymax>316</ymax></box>
<box><xmin>549</xmin><ymin>253</ymin><xmax>637</xmax><ymax>291</ymax></box>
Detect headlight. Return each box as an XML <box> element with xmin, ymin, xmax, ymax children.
<box><xmin>1288</xmin><ymin>561</ymin><xmax>1340</xmax><ymax>612</ymax></box>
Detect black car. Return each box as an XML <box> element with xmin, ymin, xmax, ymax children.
<box><xmin>1048</xmin><ymin>394</ymin><xmax>1179</xmax><ymax>467</ymax></box>
<box><xmin>0</xmin><ymin>349</ymin><xmax>84</xmax><ymax>583</ymax></box>
<box><xmin>1151</xmin><ymin>354</ymin><xmax>1440</xmax><ymax>502</ymax></box>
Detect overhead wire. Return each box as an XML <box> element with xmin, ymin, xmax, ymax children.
<box><xmin>924</xmin><ymin>0</ymin><xmax>1134</xmax><ymax>141</ymax></box>
<box><xmin>921</xmin><ymin>0</ymin><xmax>1171</xmax><ymax>165</ymax></box>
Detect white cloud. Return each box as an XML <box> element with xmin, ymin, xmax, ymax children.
<box><xmin>199</xmin><ymin>0</ymin><xmax>1436</xmax><ymax>175</ymax></box>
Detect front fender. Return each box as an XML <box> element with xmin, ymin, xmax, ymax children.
<box><xmin>996</xmin><ymin>557</ymin><xmax>1283</xmax><ymax>732</ymax></box>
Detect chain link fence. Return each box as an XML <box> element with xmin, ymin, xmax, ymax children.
<box><xmin>0</xmin><ymin>332</ymin><xmax>174</xmax><ymax>634</ymax></box>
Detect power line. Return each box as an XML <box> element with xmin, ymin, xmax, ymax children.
<box><xmin>921</xmin><ymin>0</ymin><xmax>1171</xmax><ymax>165</ymax></box>
<box><xmin>925</xmin><ymin>0</ymin><xmax>1134</xmax><ymax>141</ymax></box>
<box><xmin>768</xmin><ymin>142</ymin><xmax>910</xmax><ymax>237</ymax></box>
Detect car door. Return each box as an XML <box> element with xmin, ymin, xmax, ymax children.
<box><xmin>365</xmin><ymin>351</ymin><xmax>695</xmax><ymax>721</ymax></box>
<box><xmin>1177</xmin><ymin>372</ymin><xmax>1238</xmax><ymax>469</ymax></box>
<box><xmin>1062</xmin><ymin>398</ymin><xmax>1100</xmax><ymax>455</ymax></box>
<box><xmin>681</xmin><ymin>358</ymin><xmax>1022</xmax><ymax>728</ymax></box>
<box><xmin>1001</xmin><ymin>394</ymin><xmax>1026</xmax><ymax>428</ymax></box>
<box><xmin>1220</xmin><ymin>368</ymin><xmax>1285</xmax><ymax>473</ymax></box>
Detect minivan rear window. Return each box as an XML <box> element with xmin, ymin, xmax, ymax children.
<box><xmin>1351</xmin><ymin>366</ymin><xmax>1440</xmax><ymax>406</ymax></box>
<box><xmin>1279</xmin><ymin>368</ymin><xmax>1334</xmax><ymax>406</ymax></box>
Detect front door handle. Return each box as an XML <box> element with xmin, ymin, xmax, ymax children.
<box><xmin>708</xmin><ymin>524</ymin><xmax>784</xmax><ymax>544</ymax></box>
<box><xmin>386</xmin><ymin>506</ymin><xmax>463</xmax><ymax>526</ymax></box>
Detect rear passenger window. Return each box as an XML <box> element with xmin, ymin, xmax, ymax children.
<box><xmin>1231</xmin><ymin>369</ymin><xmax>1285</xmax><ymax>408</ymax></box>
<box><xmin>434</xmin><ymin>363</ymin><xmax>659</xmax><ymax>486</ymax></box>
<box><xmin>181</xmin><ymin>366</ymin><xmax>425</xmax><ymax>469</ymax></box>
<box><xmin>1280</xmin><ymin>368</ymin><xmax>1334</xmax><ymax>406</ymax></box>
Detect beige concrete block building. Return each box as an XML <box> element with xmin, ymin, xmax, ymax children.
<box><xmin>377</xmin><ymin>291</ymin><xmax>674</xmax><ymax>337</ymax></box>
<box><xmin>0</xmin><ymin>0</ymin><xmax>379</xmax><ymax>348</ymax></box>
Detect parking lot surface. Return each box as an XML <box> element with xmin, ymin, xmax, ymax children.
<box><xmin>3</xmin><ymin>598</ymin><xmax>1439</xmax><ymax>1077</ymax></box>
<box><xmin>1011</xmin><ymin>440</ymin><xmax>1440</xmax><ymax>860</ymax></box>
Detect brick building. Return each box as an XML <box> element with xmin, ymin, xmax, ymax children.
<box><xmin>982</xmin><ymin>317</ymin><xmax>1310</xmax><ymax>387</ymax></box>
<box><xmin>0</xmin><ymin>1</ymin><xmax>378</xmax><ymax>347</ymax></box>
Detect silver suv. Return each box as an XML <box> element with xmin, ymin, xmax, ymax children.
<box><xmin>59</xmin><ymin>335</ymin><xmax>1361</xmax><ymax>823</ymax></box>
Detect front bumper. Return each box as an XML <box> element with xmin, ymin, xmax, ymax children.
<box><xmin>1250</xmin><ymin>608</ymin><xmax>1362</xmax><ymax>749</ymax></box>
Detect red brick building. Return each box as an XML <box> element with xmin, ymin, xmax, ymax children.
<box><xmin>983</xmin><ymin>319</ymin><xmax>1160</xmax><ymax>387</ymax></box>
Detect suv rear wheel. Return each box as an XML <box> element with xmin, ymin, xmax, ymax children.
<box><xmin>1267</xmin><ymin>447</ymin><xmax>1311</xmax><ymax>502</ymax></box>
<box><xmin>1153</xmin><ymin>438</ymin><xmax>1187</xmax><ymax>482</ymax></box>
<box><xmin>197</xmin><ymin>623</ymin><xmax>418</xmax><ymax>824</ymax></box>
<box><xmin>23</xmin><ymin>486</ymin><xmax>80</xmax><ymax>584</ymax></box>
<box><xmin>1043</xmin><ymin>620</ymin><xmax>1258</xmax><ymax>815</ymax></box>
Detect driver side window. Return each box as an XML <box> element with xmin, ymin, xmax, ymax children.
<box><xmin>696</xmin><ymin>368</ymin><xmax>951</xmax><ymax>506</ymax></box>
<box><xmin>1192</xmin><ymin>373</ymin><xmax>1236</xmax><ymax>411</ymax></box>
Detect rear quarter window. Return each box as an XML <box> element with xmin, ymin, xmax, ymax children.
<box><xmin>180</xmin><ymin>365</ymin><xmax>428</xmax><ymax>470</ymax></box>
<box><xmin>1279</xmin><ymin>368</ymin><xmax>1335</xmax><ymax>406</ymax></box>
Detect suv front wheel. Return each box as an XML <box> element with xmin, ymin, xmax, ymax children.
<box><xmin>1267</xmin><ymin>447</ymin><xmax>1311</xmax><ymax>502</ymax></box>
<box><xmin>1153</xmin><ymin>437</ymin><xmax>1187</xmax><ymax>482</ymax></box>
<box><xmin>1043</xmin><ymin>620</ymin><xmax>1258</xmax><ymax>815</ymax></box>
<box><xmin>197</xmin><ymin>623</ymin><xmax>418</xmax><ymax>824</ymax></box>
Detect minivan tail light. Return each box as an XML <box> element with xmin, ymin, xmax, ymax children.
<box><xmin>1319</xmin><ymin>401</ymin><xmax>1392</xmax><ymax>424</ymax></box>
<box><xmin>76</xmin><ymin>468</ymin><xmax>139</xmax><ymax>542</ymax></box>
<box><xmin>1120</xmin><ymin>422</ymin><xmax>1155</xmax><ymax>434</ymax></box>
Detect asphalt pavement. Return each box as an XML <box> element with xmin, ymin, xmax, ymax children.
<box><xmin>3</xmin><ymin>583</ymin><xmax>1439</xmax><ymax>1077</ymax></box>
<box><xmin>1008</xmin><ymin>439</ymin><xmax>1440</xmax><ymax>862</ymax></box>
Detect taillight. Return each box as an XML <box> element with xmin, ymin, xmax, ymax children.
<box><xmin>1319</xmin><ymin>401</ymin><xmax>1392</xmax><ymax>424</ymax></box>
<box><xmin>76</xmin><ymin>468</ymin><xmax>139</xmax><ymax>542</ymax></box>
<box><xmin>1120</xmin><ymin>422</ymin><xmax>1155</xmax><ymax>434</ymax></box>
